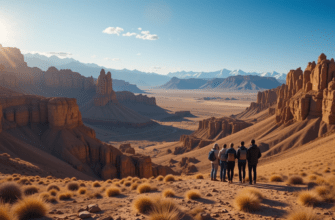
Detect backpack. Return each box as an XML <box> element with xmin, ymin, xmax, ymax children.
<box><xmin>208</xmin><ymin>150</ymin><xmax>216</xmax><ymax>161</ymax></box>
<box><xmin>240</xmin><ymin>149</ymin><xmax>247</xmax><ymax>160</ymax></box>
<box><xmin>219</xmin><ymin>149</ymin><xmax>227</xmax><ymax>161</ymax></box>
<box><xmin>227</xmin><ymin>153</ymin><xmax>235</xmax><ymax>162</ymax></box>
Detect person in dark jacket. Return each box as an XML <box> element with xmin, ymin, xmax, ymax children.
<box><xmin>236</xmin><ymin>141</ymin><xmax>248</xmax><ymax>183</ymax></box>
<box><xmin>225</xmin><ymin>143</ymin><xmax>236</xmax><ymax>184</ymax></box>
<box><xmin>247</xmin><ymin>139</ymin><xmax>261</xmax><ymax>185</ymax></box>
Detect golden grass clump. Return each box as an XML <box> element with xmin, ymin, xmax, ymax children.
<box><xmin>0</xmin><ymin>203</ymin><xmax>12</xmax><ymax>220</ymax></box>
<box><xmin>137</xmin><ymin>183</ymin><xmax>152</xmax><ymax>194</ymax></box>
<box><xmin>132</xmin><ymin>195</ymin><xmax>154</xmax><ymax>214</ymax></box>
<box><xmin>313</xmin><ymin>185</ymin><xmax>329</xmax><ymax>197</ymax></box>
<box><xmin>195</xmin><ymin>174</ymin><xmax>204</xmax><ymax>179</ymax></box>
<box><xmin>17</xmin><ymin>178</ymin><xmax>29</xmax><ymax>185</ymax></box>
<box><xmin>12</xmin><ymin>196</ymin><xmax>49</xmax><ymax>220</ymax></box>
<box><xmin>106</xmin><ymin>179</ymin><xmax>113</xmax><ymax>183</ymax></box>
<box><xmin>79</xmin><ymin>182</ymin><xmax>86</xmax><ymax>187</ymax></box>
<box><xmin>149</xmin><ymin>197</ymin><xmax>180</xmax><ymax>220</ymax></box>
<box><xmin>162</xmin><ymin>188</ymin><xmax>175</xmax><ymax>198</ymax></box>
<box><xmin>241</xmin><ymin>187</ymin><xmax>263</xmax><ymax>200</ymax></box>
<box><xmin>92</xmin><ymin>181</ymin><xmax>101</xmax><ymax>187</ymax></box>
<box><xmin>156</xmin><ymin>175</ymin><xmax>164</xmax><ymax>181</ymax></box>
<box><xmin>234</xmin><ymin>192</ymin><xmax>261</xmax><ymax>212</ymax></box>
<box><xmin>269</xmin><ymin>175</ymin><xmax>283</xmax><ymax>182</ymax></box>
<box><xmin>47</xmin><ymin>184</ymin><xmax>60</xmax><ymax>191</ymax></box>
<box><xmin>308</xmin><ymin>175</ymin><xmax>317</xmax><ymax>181</ymax></box>
<box><xmin>287</xmin><ymin>176</ymin><xmax>303</xmax><ymax>185</ymax></box>
<box><xmin>58</xmin><ymin>191</ymin><xmax>73</xmax><ymax>200</ymax></box>
<box><xmin>164</xmin><ymin>175</ymin><xmax>175</xmax><ymax>182</ymax></box>
<box><xmin>297</xmin><ymin>190</ymin><xmax>319</xmax><ymax>206</ymax></box>
<box><xmin>78</xmin><ymin>187</ymin><xmax>87</xmax><ymax>195</ymax></box>
<box><xmin>315</xmin><ymin>177</ymin><xmax>325</xmax><ymax>185</ymax></box>
<box><xmin>88</xmin><ymin>191</ymin><xmax>103</xmax><ymax>199</ymax></box>
<box><xmin>286</xmin><ymin>208</ymin><xmax>319</xmax><ymax>220</ymax></box>
<box><xmin>188</xmin><ymin>206</ymin><xmax>204</xmax><ymax>219</ymax></box>
<box><xmin>23</xmin><ymin>186</ymin><xmax>39</xmax><ymax>196</ymax></box>
<box><xmin>113</xmin><ymin>182</ymin><xmax>121</xmax><ymax>187</ymax></box>
<box><xmin>0</xmin><ymin>181</ymin><xmax>22</xmax><ymax>203</ymax></box>
<box><xmin>67</xmin><ymin>182</ymin><xmax>79</xmax><ymax>191</ymax></box>
<box><xmin>124</xmin><ymin>181</ymin><xmax>132</xmax><ymax>187</ymax></box>
<box><xmin>71</xmin><ymin>177</ymin><xmax>77</xmax><ymax>181</ymax></box>
<box><xmin>131</xmin><ymin>183</ymin><xmax>139</xmax><ymax>190</ymax></box>
<box><xmin>185</xmin><ymin>189</ymin><xmax>201</xmax><ymax>200</ymax></box>
<box><xmin>49</xmin><ymin>189</ymin><xmax>58</xmax><ymax>196</ymax></box>
<box><xmin>39</xmin><ymin>192</ymin><xmax>50</xmax><ymax>201</ymax></box>
<box><xmin>106</xmin><ymin>187</ymin><xmax>121</xmax><ymax>197</ymax></box>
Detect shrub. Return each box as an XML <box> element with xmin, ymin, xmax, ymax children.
<box><xmin>315</xmin><ymin>177</ymin><xmax>326</xmax><ymax>185</ymax></box>
<box><xmin>297</xmin><ymin>190</ymin><xmax>319</xmax><ymax>206</ymax></box>
<box><xmin>234</xmin><ymin>192</ymin><xmax>261</xmax><ymax>212</ymax></box>
<box><xmin>46</xmin><ymin>176</ymin><xmax>53</xmax><ymax>179</ymax></box>
<box><xmin>132</xmin><ymin>195</ymin><xmax>154</xmax><ymax>214</ymax></box>
<box><xmin>79</xmin><ymin>182</ymin><xmax>86</xmax><ymax>187</ymax></box>
<box><xmin>38</xmin><ymin>181</ymin><xmax>44</xmax><ymax>185</ymax></box>
<box><xmin>195</xmin><ymin>174</ymin><xmax>204</xmax><ymax>179</ymax></box>
<box><xmin>308</xmin><ymin>175</ymin><xmax>317</xmax><ymax>181</ymax></box>
<box><xmin>131</xmin><ymin>183</ymin><xmax>138</xmax><ymax>190</ymax></box>
<box><xmin>314</xmin><ymin>185</ymin><xmax>329</xmax><ymax>197</ymax></box>
<box><xmin>106</xmin><ymin>179</ymin><xmax>113</xmax><ymax>183</ymax></box>
<box><xmin>124</xmin><ymin>181</ymin><xmax>132</xmax><ymax>187</ymax></box>
<box><xmin>92</xmin><ymin>181</ymin><xmax>101</xmax><ymax>187</ymax></box>
<box><xmin>241</xmin><ymin>187</ymin><xmax>263</xmax><ymax>200</ymax></box>
<box><xmin>47</xmin><ymin>184</ymin><xmax>60</xmax><ymax>191</ymax></box>
<box><xmin>149</xmin><ymin>197</ymin><xmax>180</xmax><ymax>220</ymax></box>
<box><xmin>137</xmin><ymin>183</ymin><xmax>151</xmax><ymax>194</ymax></box>
<box><xmin>106</xmin><ymin>187</ymin><xmax>120</xmax><ymax>197</ymax></box>
<box><xmin>0</xmin><ymin>203</ymin><xmax>12</xmax><ymax>220</ymax></box>
<box><xmin>58</xmin><ymin>191</ymin><xmax>73</xmax><ymax>200</ymax></box>
<box><xmin>269</xmin><ymin>175</ymin><xmax>283</xmax><ymax>182</ymax></box>
<box><xmin>39</xmin><ymin>192</ymin><xmax>50</xmax><ymax>201</ymax></box>
<box><xmin>132</xmin><ymin>177</ymin><xmax>140</xmax><ymax>183</ymax></box>
<box><xmin>12</xmin><ymin>196</ymin><xmax>49</xmax><ymax>220</ymax></box>
<box><xmin>71</xmin><ymin>177</ymin><xmax>77</xmax><ymax>181</ymax></box>
<box><xmin>188</xmin><ymin>206</ymin><xmax>204</xmax><ymax>217</ymax></box>
<box><xmin>23</xmin><ymin>186</ymin><xmax>39</xmax><ymax>196</ymax></box>
<box><xmin>67</xmin><ymin>182</ymin><xmax>79</xmax><ymax>191</ymax></box>
<box><xmin>286</xmin><ymin>208</ymin><xmax>319</xmax><ymax>220</ymax></box>
<box><xmin>78</xmin><ymin>187</ymin><xmax>87</xmax><ymax>195</ymax></box>
<box><xmin>287</xmin><ymin>176</ymin><xmax>303</xmax><ymax>185</ymax></box>
<box><xmin>49</xmin><ymin>189</ymin><xmax>58</xmax><ymax>196</ymax></box>
<box><xmin>113</xmin><ymin>182</ymin><xmax>121</xmax><ymax>187</ymax></box>
<box><xmin>156</xmin><ymin>176</ymin><xmax>164</xmax><ymax>181</ymax></box>
<box><xmin>185</xmin><ymin>190</ymin><xmax>201</xmax><ymax>200</ymax></box>
<box><xmin>17</xmin><ymin>178</ymin><xmax>29</xmax><ymax>185</ymax></box>
<box><xmin>0</xmin><ymin>181</ymin><xmax>22</xmax><ymax>203</ymax></box>
<box><xmin>162</xmin><ymin>188</ymin><xmax>175</xmax><ymax>198</ymax></box>
<box><xmin>164</xmin><ymin>175</ymin><xmax>175</xmax><ymax>182</ymax></box>
<box><xmin>88</xmin><ymin>191</ymin><xmax>103</xmax><ymax>199</ymax></box>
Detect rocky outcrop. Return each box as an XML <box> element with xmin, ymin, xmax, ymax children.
<box><xmin>119</xmin><ymin>143</ymin><xmax>135</xmax><ymax>154</ymax></box>
<box><xmin>276</xmin><ymin>54</ymin><xmax>335</xmax><ymax>125</ymax></box>
<box><xmin>247</xmin><ymin>87</ymin><xmax>281</xmax><ymax>112</ymax></box>
<box><xmin>94</xmin><ymin>69</ymin><xmax>117</xmax><ymax>106</ymax></box>
<box><xmin>116</xmin><ymin>91</ymin><xmax>156</xmax><ymax>105</ymax></box>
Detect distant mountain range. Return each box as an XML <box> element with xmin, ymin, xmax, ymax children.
<box><xmin>24</xmin><ymin>53</ymin><xmax>287</xmax><ymax>87</ymax></box>
<box><xmin>159</xmin><ymin>75</ymin><xmax>282</xmax><ymax>91</ymax></box>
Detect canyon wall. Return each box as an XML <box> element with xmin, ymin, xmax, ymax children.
<box><xmin>93</xmin><ymin>69</ymin><xmax>118</xmax><ymax>106</ymax></box>
<box><xmin>116</xmin><ymin>91</ymin><xmax>156</xmax><ymax>105</ymax></box>
<box><xmin>276</xmin><ymin>54</ymin><xmax>335</xmax><ymax>125</ymax></box>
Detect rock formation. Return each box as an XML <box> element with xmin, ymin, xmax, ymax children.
<box><xmin>119</xmin><ymin>143</ymin><xmax>135</xmax><ymax>154</ymax></box>
<box><xmin>116</xmin><ymin>91</ymin><xmax>156</xmax><ymax>105</ymax></box>
<box><xmin>276</xmin><ymin>54</ymin><xmax>335</xmax><ymax>125</ymax></box>
<box><xmin>93</xmin><ymin>69</ymin><xmax>117</xmax><ymax>106</ymax></box>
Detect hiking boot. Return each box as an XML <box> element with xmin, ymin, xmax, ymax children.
<box><xmin>253</xmin><ymin>181</ymin><xmax>256</xmax><ymax>185</ymax></box>
<box><xmin>213</xmin><ymin>179</ymin><xmax>218</xmax><ymax>181</ymax></box>
<box><xmin>249</xmin><ymin>182</ymin><xmax>252</xmax><ymax>185</ymax></box>
<box><xmin>239</xmin><ymin>181</ymin><xmax>242</xmax><ymax>184</ymax></box>
<box><xmin>243</xmin><ymin>179</ymin><xmax>246</xmax><ymax>183</ymax></box>
<box><xmin>223</xmin><ymin>179</ymin><xmax>227</xmax><ymax>182</ymax></box>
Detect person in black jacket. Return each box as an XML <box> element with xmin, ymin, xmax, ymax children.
<box><xmin>236</xmin><ymin>141</ymin><xmax>248</xmax><ymax>183</ymax></box>
<box><xmin>225</xmin><ymin>143</ymin><xmax>236</xmax><ymax>184</ymax></box>
<box><xmin>247</xmin><ymin>139</ymin><xmax>261</xmax><ymax>185</ymax></box>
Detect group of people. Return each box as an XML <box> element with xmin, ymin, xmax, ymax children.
<box><xmin>208</xmin><ymin>139</ymin><xmax>261</xmax><ymax>184</ymax></box>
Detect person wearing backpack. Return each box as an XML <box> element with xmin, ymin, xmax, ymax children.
<box><xmin>236</xmin><ymin>141</ymin><xmax>248</xmax><ymax>183</ymax></box>
<box><xmin>209</xmin><ymin>143</ymin><xmax>220</xmax><ymax>181</ymax></box>
<box><xmin>247</xmin><ymin>139</ymin><xmax>262</xmax><ymax>185</ymax></box>
<box><xmin>225</xmin><ymin>143</ymin><xmax>236</xmax><ymax>183</ymax></box>
<box><xmin>218</xmin><ymin>144</ymin><xmax>227</xmax><ymax>182</ymax></box>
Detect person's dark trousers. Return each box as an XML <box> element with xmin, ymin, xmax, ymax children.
<box><xmin>238</xmin><ymin>161</ymin><xmax>246</xmax><ymax>182</ymax></box>
<box><xmin>248</xmin><ymin>164</ymin><xmax>257</xmax><ymax>184</ymax></box>
<box><xmin>227</xmin><ymin>162</ymin><xmax>235</xmax><ymax>181</ymax></box>
<box><xmin>220</xmin><ymin>161</ymin><xmax>227</xmax><ymax>181</ymax></box>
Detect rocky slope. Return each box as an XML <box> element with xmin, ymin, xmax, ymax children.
<box><xmin>158</xmin><ymin>77</ymin><xmax>208</xmax><ymax>90</ymax></box>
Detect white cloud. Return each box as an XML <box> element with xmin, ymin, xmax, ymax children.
<box><xmin>122</xmin><ymin>32</ymin><xmax>136</xmax><ymax>37</ymax></box>
<box><xmin>48</xmin><ymin>52</ymin><xmax>72</xmax><ymax>57</ymax></box>
<box><xmin>102</xmin><ymin>27</ymin><xmax>124</xmax><ymax>36</ymax></box>
<box><xmin>138</xmin><ymin>27</ymin><xmax>142</xmax><ymax>31</ymax></box>
<box><xmin>105</xmin><ymin>57</ymin><xmax>120</xmax><ymax>61</ymax></box>
<box><xmin>91</xmin><ymin>55</ymin><xmax>96</xmax><ymax>58</ymax></box>
<box><xmin>137</xmin><ymin>53</ymin><xmax>141</xmax><ymax>56</ymax></box>
<box><xmin>136</xmin><ymin>30</ymin><xmax>159</xmax><ymax>40</ymax></box>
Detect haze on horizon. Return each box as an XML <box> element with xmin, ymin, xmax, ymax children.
<box><xmin>0</xmin><ymin>0</ymin><xmax>335</xmax><ymax>75</ymax></box>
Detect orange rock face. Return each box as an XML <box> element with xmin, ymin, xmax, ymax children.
<box><xmin>276</xmin><ymin>54</ymin><xmax>335</xmax><ymax>124</ymax></box>
<box><xmin>93</xmin><ymin>69</ymin><xmax>117</xmax><ymax>106</ymax></box>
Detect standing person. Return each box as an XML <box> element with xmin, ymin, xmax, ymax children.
<box><xmin>218</xmin><ymin>144</ymin><xmax>228</xmax><ymax>182</ymax></box>
<box><xmin>236</xmin><ymin>141</ymin><xmax>248</xmax><ymax>183</ymax></box>
<box><xmin>247</xmin><ymin>139</ymin><xmax>262</xmax><ymax>185</ymax></box>
<box><xmin>208</xmin><ymin>143</ymin><xmax>220</xmax><ymax>181</ymax></box>
<box><xmin>225</xmin><ymin>143</ymin><xmax>236</xmax><ymax>184</ymax></box>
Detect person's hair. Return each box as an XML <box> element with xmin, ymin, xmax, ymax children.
<box><xmin>230</xmin><ymin>143</ymin><xmax>234</xmax><ymax>148</ymax></box>
<box><xmin>251</xmin><ymin>139</ymin><xmax>255</xmax><ymax>144</ymax></box>
<box><xmin>241</xmin><ymin>141</ymin><xmax>244</xmax><ymax>146</ymax></box>
<box><xmin>214</xmin><ymin>143</ymin><xmax>219</xmax><ymax>149</ymax></box>
<box><xmin>223</xmin><ymin>144</ymin><xmax>227</xmax><ymax>149</ymax></box>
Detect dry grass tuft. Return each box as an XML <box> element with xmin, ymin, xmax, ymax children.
<box><xmin>315</xmin><ymin>177</ymin><xmax>326</xmax><ymax>185</ymax></box>
<box><xmin>67</xmin><ymin>182</ymin><xmax>79</xmax><ymax>191</ymax></box>
<box><xmin>313</xmin><ymin>185</ymin><xmax>329</xmax><ymax>197</ymax></box>
<box><xmin>234</xmin><ymin>192</ymin><xmax>261</xmax><ymax>212</ymax></box>
<box><xmin>0</xmin><ymin>181</ymin><xmax>22</xmax><ymax>203</ymax></box>
<box><xmin>164</xmin><ymin>175</ymin><xmax>175</xmax><ymax>182</ymax></box>
<box><xmin>88</xmin><ymin>191</ymin><xmax>103</xmax><ymax>199</ymax></box>
<box><xmin>156</xmin><ymin>176</ymin><xmax>164</xmax><ymax>181</ymax></box>
<box><xmin>12</xmin><ymin>196</ymin><xmax>49</xmax><ymax>220</ymax></box>
<box><xmin>132</xmin><ymin>195</ymin><xmax>154</xmax><ymax>214</ymax></box>
<box><xmin>286</xmin><ymin>208</ymin><xmax>319</xmax><ymax>220</ymax></box>
<box><xmin>124</xmin><ymin>181</ymin><xmax>132</xmax><ymax>187</ymax></box>
<box><xmin>23</xmin><ymin>186</ymin><xmax>39</xmax><ymax>196</ymax></box>
<box><xmin>137</xmin><ymin>183</ymin><xmax>152</xmax><ymax>194</ymax></box>
<box><xmin>92</xmin><ymin>181</ymin><xmax>101</xmax><ymax>187</ymax></box>
<box><xmin>47</xmin><ymin>184</ymin><xmax>60</xmax><ymax>191</ymax></box>
<box><xmin>78</xmin><ymin>187</ymin><xmax>87</xmax><ymax>195</ymax></box>
<box><xmin>131</xmin><ymin>183</ymin><xmax>139</xmax><ymax>190</ymax></box>
<box><xmin>195</xmin><ymin>174</ymin><xmax>204</xmax><ymax>179</ymax></box>
<box><xmin>308</xmin><ymin>175</ymin><xmax>317</xmax><ymax>181</ymax></box>
<box><xmin>106</xmin><ymin>187</ymin><xmax>120</xmax><ymax>197</ymax></box>
<box><xmin>241</xmin><ymin>187</ymin><xmax>263</xmax><ymax>200</ymax></box>
<box><xmin>49</xmin><ymin>189</ymin><xmax>58</xmax><ymax>196</ymax></box>
<box><xmin>269</xmin><ymin>175</ymin><xmax>283</xmax><ymax>182</ymax></box>
<box><xmin>162</xmin><ymin>188</ymin><xmax>175</xmax><ymax>198</ymax></box>
<box><xmin>58</xmin><ymin>191</ymin><xmax>73</xmax><ymax>200</ymax></box>
<box><xmin>297</xmin><ymin>190</ymin><xmax>319</xmax><ymax>206</ymax></box>
<box><xmin>0</xmin><ymin>203</ymin><xmax>12</xmax><ymax>220</ymax></box>
<box><xmin>185</xmin><ymin>190</ymin><xmax>201</xmax><ymax>200</ymax></box>
<box><xmin>79</xmin><ymin>182</ymin><xmax>86</xmax><ymax>187</ymax></box>
<box><xmin>149</xmin><ymin>197</ymin><xmax>180</xmax><ymax>220</ymax></box>
<box><xmin>188</xmin><ymin>206</ymin><xmax>204</xmax><ymax>217</ymax></box>
<box><xmin>287</xmin><ymin>176</ymin><xmax>303</xmax><ymax>185</ymax></box>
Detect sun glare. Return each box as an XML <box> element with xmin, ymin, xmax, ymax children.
<box><xmin>0</xmin><ymin>19</ymin><xmax>10</xmax><ymax>44</ymax></box>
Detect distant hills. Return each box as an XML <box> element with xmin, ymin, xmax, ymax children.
<box><xmin>159</xmin><ymin>75</ymin><xmax>282</xmax><ymax>91</ymax></box>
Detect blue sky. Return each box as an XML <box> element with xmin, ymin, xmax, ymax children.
<box><xmin>0</xmin><ymin>0</ymin><xmax>335</xmax><ymax>75</ymax></box>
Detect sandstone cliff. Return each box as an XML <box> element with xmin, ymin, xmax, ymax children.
<box><xmin>93</xmin><ymin>69</ymin><xmax>117</xmax><ymax>106</ymax></box>
<box><xmin>276</xmin><ymin>54</ymin><xmax>335</xmax><ymax>125</ymax></box>
<box><xmin>116</xmin><ymin>91</ymin><xmax>156</xmax><ymax>105</ymax></box>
